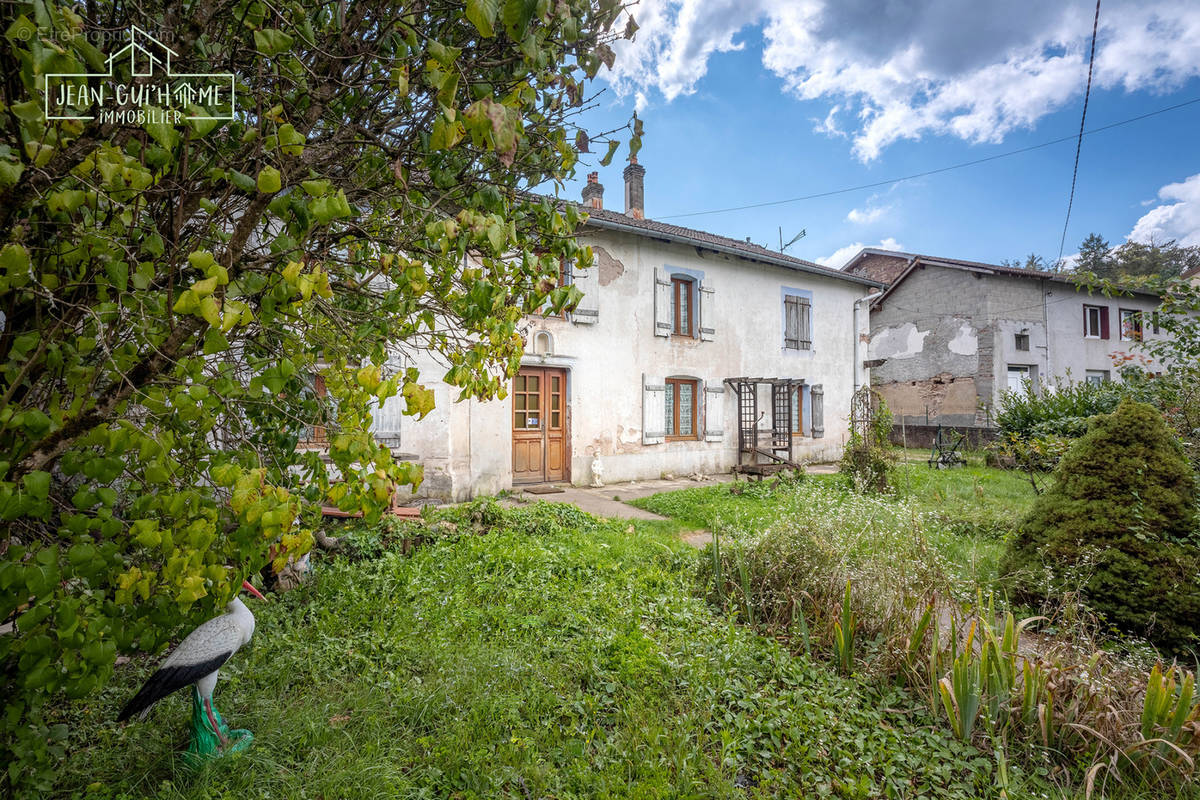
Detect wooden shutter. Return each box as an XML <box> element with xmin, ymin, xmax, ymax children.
<box><xmin>704</xmin><ymin>382</ymin><xmax>724</xmax><ymax>441</ymax></box>
<box><xmin>569</xmin><ymin>261</ymin><xmax>598</xmax><ymax>324</ymax></box>
<box><xmin>1099</xmin><ymin>307</ymin><xmax>1110</xmax><ymax>339</ymax></box>
<box><xmin>811</xmin><ymin>384</ymin><xmax>824</xmax><ymax>438</ymax></box>
<box><xmin>1082</xmin><ymin>306</ymin><xmax>1088</xmax><ymax>336</ymax></box>
<box><xmin>698</xmin><ymin>281</ymin><xmax>715</xmax><ymax>341</ymax></box>
<box><xmin>653</xmin><ymin>269</ymin><xmax>671</xmax><ymax>337</ymax></box>
<box><xmin>799</xmin><ymin>297</ymin><xmax>812</xmax><ymax>349</ymax></box>
<box><xmin>371</xmin><ymin>393</ymin><xmax>404</xmax><ymax>446</ymax></box>
<box><xmin>784</xmin><ymin>296</ymin><xmax>798</xmax><ymax>349</ymax></box>
<box><xmin>642</xmin><ymin>373</ymin><xmax>666</xmax><ymax>444</ymax></box>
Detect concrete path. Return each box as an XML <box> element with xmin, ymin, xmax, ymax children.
<box><xmin>509</xmin><ymin>464</ymin><xmax>838</xmax><ymax>549</ymax></box>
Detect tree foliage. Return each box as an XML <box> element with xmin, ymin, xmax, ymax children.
<box><xmin>1072</xmin><ymin>233</ymin><xmax>1200</xmax><ymax>282</ymax></box>
<box><xmin>0</xmin><ymin>0</ymin><xmax>636</xmax><ymax>790</ymax></box>
<box><xmin>1000</xmin><ymin>400</ymin><xmax>1199</xmax><ymax>652</ymax></box>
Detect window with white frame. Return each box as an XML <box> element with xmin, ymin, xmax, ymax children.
<box><xmin>1119</xmin><ymin>308</ymin><xmax>1143</xmax><ymax>342</ymax></box>
<box><xmin>1006</xmin><ymin>364</ymin><xmax>1034</xmax><ymax>395</ymax></box>
<box><xmin>1085</xmin><ymin>370</ymin><xmax>1110</xmax><ymax>385</ymax></box>
<box><xmin>1083</xmin><ymin>304</ymin><xmax>1107</xmax><ymax>339</ymax></box>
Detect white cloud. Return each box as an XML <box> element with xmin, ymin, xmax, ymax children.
<box><xmin>846</xmin><ymin>204</ymin><xmax>888</xmax><ymax>225</ymax></box>
<box><xmin>606</xmin><ymin>1</ymin><xmax>1200</xmax><ymax>161</ymax></box>
<box><xmin>1127</xmin><ymin>173</ymin><xmax>1200</xmax><ymax>247</ymax></box>
<box><xmin>816</xmin><ymin>237</ymin><xmax>904</xmax><ymax>269</ymax></box>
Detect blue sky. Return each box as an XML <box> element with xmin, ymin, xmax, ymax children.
<box><xmin>557</xmin><ymin>1</ymin><xmax>1200</xmax><ymax>269</ymax></box>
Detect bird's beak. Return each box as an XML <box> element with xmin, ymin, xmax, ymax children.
<box><xmin>242</xmin><ymin>580</ymin><xmax>266</xmax><ymax>601</ymax></box>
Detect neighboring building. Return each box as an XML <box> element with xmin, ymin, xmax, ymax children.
<box><xmin>1184</xmin><ymin>264</ymin><xmax>1200</xmax><ymax>285</ymax></box>
<box><xmin>842</xmin><ymin>249</ymin><xmax>1165</xmax><ymax>427</ymax></box>
<box><xmin>376</xmin><ymin>163</ymin><xmax>882</xmax><ymax>500</ymax></box>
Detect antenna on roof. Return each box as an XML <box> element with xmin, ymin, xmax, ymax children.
<box><xmin>779</xmin><ymin>227</ymin><xmax>807</xmax><ymax>253</ymax></box>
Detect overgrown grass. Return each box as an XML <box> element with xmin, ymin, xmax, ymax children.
<box><xmin>636</xmin><ymin>468</ymin><xmax>1200</xmax><ymax>798</ymax></box>
<box><xmin>632</xmin><ymin>459</ymin><xmax>1035</xmax><ymax>591</ymax></box>
<box><xmin>55</xmin><ymin>500</ymin><xmax>1032</xmax><ymax>800</ymax></box>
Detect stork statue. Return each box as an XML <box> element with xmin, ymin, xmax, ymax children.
<box><xmin>118</xmin><ymin>580</ymin><xmax>266</xmax><ymax>763</ymax></box>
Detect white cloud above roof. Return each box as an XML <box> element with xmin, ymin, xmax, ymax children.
<box><xmin>816</xmin><ymin>237</ymin><xmax>904</xmax><ymax>269</ymax></box>
<box><xmin>606</xmin><ymin>1</ymin><xmax>1200</xmax><ymax>161</ymax></box>
<box><xmin>1127</xmin><ymin>173</ymin><xmax>1200</xmax><ymax>247</ymax></box>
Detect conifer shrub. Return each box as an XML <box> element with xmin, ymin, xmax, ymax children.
<box><xmin>1000</xmin><ymin>399</ymin><xmax>1200</xmax><ymax>651</ymax></box>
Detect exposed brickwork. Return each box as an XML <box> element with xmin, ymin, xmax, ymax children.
<box><xmin>843</xmin><ymin>252</ymin><xmax>910</xmax><ymax>285</ymax></box>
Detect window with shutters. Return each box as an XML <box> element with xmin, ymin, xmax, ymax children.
<box><xmin>1083</xmin><ymin>304</ymin><xmax>1108</xmax><ymax>339</ymax></box>
<box><xmin>664</xmin><ymin>378</ymin><xmax>698</xmax><ymax>440</ymax></box>
<box><xmin>1119</xmin><ymin>308</ymin><xmax>1143</xmax><ymax>342</ymax></box>
<box><xmin>783</xmin><ymin>293</ymin><xmax>812</xmax><ymax>350</ymax></box>
<box><xmin>671</xmin><ymin>276</ymin><xmax>695</xmax><ymax>337</ymax></box>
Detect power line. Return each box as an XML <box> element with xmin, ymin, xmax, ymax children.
<box><xmin>656</xmin><ymin>95</ymin><xmax>1200</xmax><ymax>221</ymax></box>
<box><xmin>1056</xmin><ymin>0</ymin><xmax>1102</xmax><ymax>269</ymax></box>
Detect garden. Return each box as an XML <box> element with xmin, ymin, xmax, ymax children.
<box><xmin>53</xmin><ymin>388</ymin><xmax>1200</xmax><ymax>799</ymax></box>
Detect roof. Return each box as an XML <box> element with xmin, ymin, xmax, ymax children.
<box><xmin>580</xmin><ymin>206</ymin><xmax>884</xmax><ymax>289</ymax></box>
<box><xmin>1183</xmin><ymin>264</ymin><xmax>1200</xmax><ymax>280</ymax></box>
<box><xmin>863</xmin><ymin>249</ymin><xmax>1162</xmax><ymax>308</ymax></box>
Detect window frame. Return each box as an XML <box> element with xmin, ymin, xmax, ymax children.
<box><xmin>664</xmin><ymin>377</ymin><xmax>699</xmax><ymax>441</ymax></box>
<box><xmin>1083</xmin><ymin>304</ymin><xmax>1104</xmax><ymax>338</ymax></box>
<box><xmin>1084</xmin><ymin>369</ymin><xmax>1110</xmax><ymax>386</ymax></box>
<box><xmin>1006</xmin><ymin>364</ymin><xmax>1033</xmax><ymax>396</ymax></box>
<box><xmin>789</xmin><ymin>385</ymin><xmax>805</xmax><ymax>436</ymax></box>
<box><xmin>1014</xmin><ymin>333</ymin><xmax>1030</xmax><ymax>352</ymax></box>
<box><xmin>783</xmin><ymin>293</ymin><xmax>812</xmax><ymax>351</ymax></box>
<box><xmin>670</xmin><ymin>275</ymin><xmax>695</xmax><ymax>337</ymax></box>
<box><xmin>1119</xmin><ymin>308</ymin><xmax>1143</xmax><ymax>342</ymax></box>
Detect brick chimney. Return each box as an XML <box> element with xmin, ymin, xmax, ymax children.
<box><xmin>581</xmin><ymin>171</ymin><xmax>604</xmax><ymax>210</ymax></box>
<box><xmin>623</xmin><ymin>156</ymin><xmax>645</xmax><ymax>219</ymax></box>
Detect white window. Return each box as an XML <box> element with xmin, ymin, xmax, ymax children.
<box><xmin>1006</xmin><ymin>364</ymin><xmax>1033</xmax><ymax>395</ymax></box>
<box><xmin>1083</xmin><ymin>305</ymin><xmax>1106</xmax><ymax>339</ymax></box>
<box><xmin>1085</xmin><ymin>370</ymin><xmax>1109</xmax><ymax>385</ymax></box>
<box><xmin>783</xmin><ymin>294</ymin><xmax>811</xmax><ymax>350</ymax></box>
<box><xmin>1119</xmin><ymin>308</ymin><xmax>1143</xmax><ymax>342</ymax></box>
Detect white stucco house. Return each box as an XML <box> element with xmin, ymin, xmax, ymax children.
<box><xmin>368</xmin><ymin>162</ymin><xmax>882</xmax><ymax>500</ymax></box>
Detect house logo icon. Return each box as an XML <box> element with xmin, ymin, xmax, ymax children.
<box><xmin>44</xmin><ymin>26</ymin><xmax>237</xmax><ymax>123</ymax></box>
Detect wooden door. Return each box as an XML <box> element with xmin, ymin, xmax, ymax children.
<box><xmin>512</xmin><ymin>367</ymin><xmax>567</xmax><ymax>484</ymax></box>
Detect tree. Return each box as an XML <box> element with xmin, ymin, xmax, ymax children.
<box><xmin>1076</xmin><ymin>236</ymin><xmax>1200</xmax><ymax>281</ymax></box>
<box><xmin>1074</xmin><ymin>232</ymin><xmax>1112</xmax><ymax>275</ymax></box>
<box><xmin>0</xmin><ymin>0</ymin><xmax>637</xmax><ymax>790</ymax></box>
<box><xmin>1000</xmin><ymin>253</ymin><xmax>1051</xmax><ymax>271</ymax></box>
<box><xmin>1000</xmin><ymin>400</ymin><xmax>1199</xmax><ymax>652</ymax></box>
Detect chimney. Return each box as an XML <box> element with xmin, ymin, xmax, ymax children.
<box><xmin>623</xmin><ymin>156</ymin><xmax>645</xmax><ymax>219</ymax></box>
<box><xmin>581</xmin><ymin>171</ymin><xmax>604</xmax><ymax>210</ymax></box>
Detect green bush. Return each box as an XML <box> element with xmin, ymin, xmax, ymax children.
<box><xmin>996</xmin><ymin>376</ymin><xmax>1125</xmax><ymax>440</ymax></box>
<box><xmin>840</xmin><ymin>394</ymin><xmax>897</xmax><ymax>493</ymax></box>
<box><xmin>1000</xmin><ymin>400</ymin><xmax>1200</xmax><ymax>651</ymax></box>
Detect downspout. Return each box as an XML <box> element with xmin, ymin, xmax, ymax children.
<box><xmin>853</xmin><ymin>290</ymin><xmax>885</xmax><ymax>393</ymax></box>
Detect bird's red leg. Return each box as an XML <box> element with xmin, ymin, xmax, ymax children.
<box><xmin>203</xmin><ymin>696</ymin><xmax>230</xmax><ymax>749</ymax></box>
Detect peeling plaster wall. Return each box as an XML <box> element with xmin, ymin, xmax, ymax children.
<box><xmin>397</xmin><ymin>228</ymin><xmax>872</xmax><ymax>499</ymax></box>
<box><xmin>866</xmin><ymin>264</ymin><xmax>1166</xmax><ymax>427</ymax></box>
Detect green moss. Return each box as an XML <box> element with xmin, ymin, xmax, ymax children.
<box><xmin>1001</xmin><ymin>399</ymin><xmax>1200</xmax><ymax>651</ymax></box>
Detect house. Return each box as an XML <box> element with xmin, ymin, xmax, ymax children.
<box><xmin>842</xmin><ymin>249</ymin><xmax>1166</xmax><ymax>428</ymax></box>
<box><xmin>377</xmin><ymin>162</ymin><xmax>883</xmax><ymax>500</ymax></box>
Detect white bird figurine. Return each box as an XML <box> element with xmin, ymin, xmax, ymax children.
<box><xmin>118</xmin><ymin>580</ymin><xmax>266</xmax><ymax>761</ymax></box>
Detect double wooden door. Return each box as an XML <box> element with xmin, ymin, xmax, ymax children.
<box><xmin>512</xmin><ymin>367</ymin><xmax>567</xmax><ymax>484</ymax></box>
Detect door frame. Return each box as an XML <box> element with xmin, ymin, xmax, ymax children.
<box><xmin>511</xmin><ymin>366</ymin><xmax>571</xmax><ymax>485</ymax></box>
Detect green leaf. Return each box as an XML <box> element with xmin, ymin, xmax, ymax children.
<box><xmin>253</xmin><ymin>28</ymin><xmax>294</xmax><ymax>56</ymax></box>
<box><xmin>144</xmin><ymin>113</ymin><xmax>181</xmax><ymax>150</ymax></box>
<box><xmin>257</xmin><ymin>166</ymin><xmax>282</xmax><ymax>194</ymax></box>
<box><xmin>22</xmin><ymin>471</ymin><xmax>50</xmax><ymax>500</ymax></box>
<box><xmin>599</xmin><ymin>139</ymin><xmax>620</xmax><ymax>167</ymax></box>
<box><xmin>501</xmin><ymin>0</ymin><xmax>537</xmax><ymax>39</ymax></box>
<box><xmin>466</xmin><ymin>0</ymin><xmax>499</xmax><ymax>37</ymax></box>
